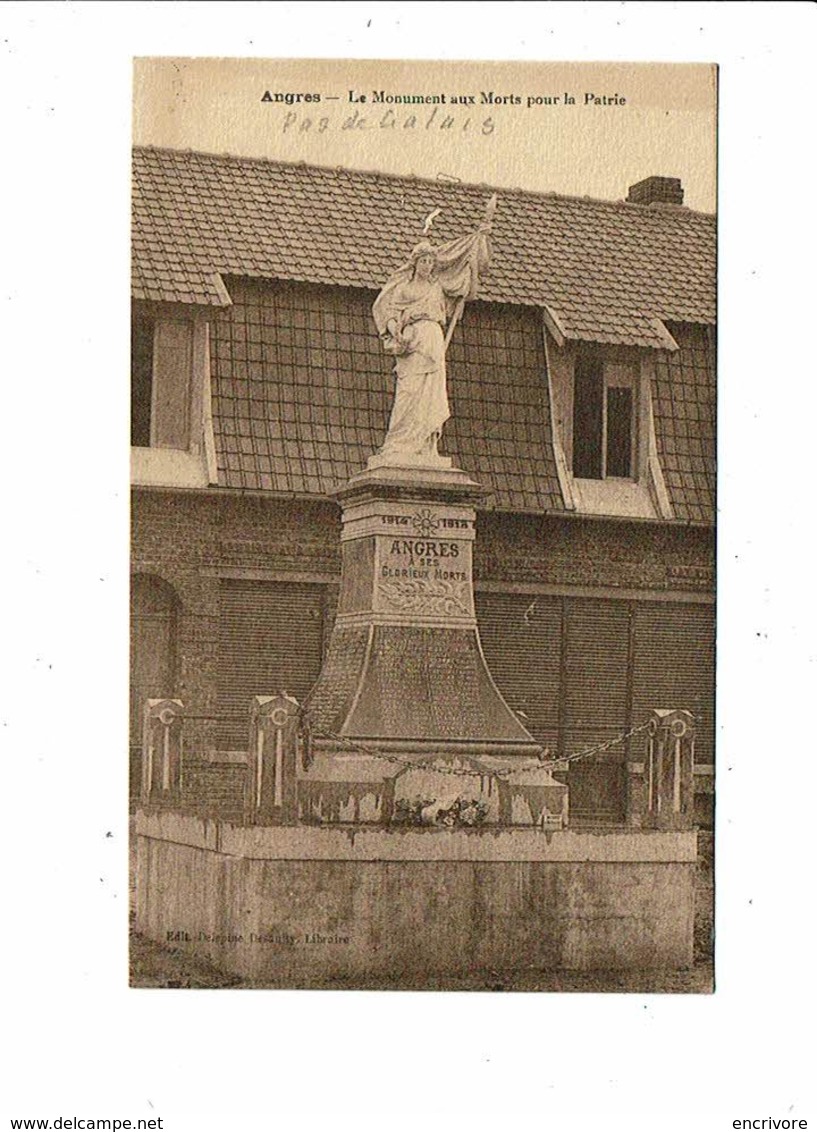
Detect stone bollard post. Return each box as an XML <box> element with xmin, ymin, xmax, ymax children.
<box><xmin>626</xmin><ymin>750</ymin><xmax>649</xmax><ymax>827</ymax></box>
<box><xmin>141</xmin><ymin>699</ymin><xmax>184</xmax><ymax>806</ymax></box>
<box><xmin>644</xmin><ymin>709</ymin><xmax>696</xmax><ymax>829</ymax></box>
<box><xmin>245</xmin><ymin>693</ymin><xmax>300</xmax><ymax>825</ymax></box>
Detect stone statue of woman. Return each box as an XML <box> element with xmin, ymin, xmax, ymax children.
<box><xmin>371</xmin><ymin>197</ymin><xmax>496</xmax><ymax>467</ymax></box>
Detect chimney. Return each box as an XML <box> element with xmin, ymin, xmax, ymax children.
<box><xmin>626</xmin><ymin>176</ymin><xmax>684</xmax><ymax>206</ymax></box>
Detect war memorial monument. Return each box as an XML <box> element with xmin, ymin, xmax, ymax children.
<box><xmin>134</xmin><ymin>201</ymin><xmax>698</xmax><ymax>988</ymax></box>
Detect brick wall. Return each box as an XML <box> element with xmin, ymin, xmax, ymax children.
<box><xmin>181</xmin><ymin>759</ymin><xmax>246</xmax><ymax>821</ymax></box>
<box><xmin>132</xmin><ymin>486</ymin><xmax>714</xmax><ymax>821</ymax></box>
<box><xmin>478</xmin><ymin>511</ymin><xmax>714</xmax><ymax>592</ymax></box>
<box><xmin>133</xmin><ymin>488</ymin><xmax>714</xmax><ymax>601</ymax></box>
<box><xmin>131</xmin><ymin>488</ymin><xmax>340</xmax><ymax>725</ymax></box>
<box><xmin>131</xmin><ymin>485</ymin><xmax>714</xmax><ymax>722</ymax></box>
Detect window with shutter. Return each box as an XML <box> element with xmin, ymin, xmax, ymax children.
<box><xmin>216</xmin><ymin>580</ymin><xmax>328</xmax><ymax>749</ymax></box>
<box><xmin>131</xmin><ymin>314</ymin><xmax>154</xmax><ymax>448</ymax></box>
<box><xmin>152</xmin><ymin>319</ymin><xmax>193</xmax><ymax>449</ymax></box>
<box><xmin>572</xmin><ymin>355</ymin><xmax>638</xmax><ymax>481</ymax></box>
<box><xmin>131</xmin><ymin>308</ymin><xmax>213</xmax><ymax>489</ymax></box>
<box><xmin>563</xmin><ymin>598</ymin><xmax>631</xmax><ymax>823</ymax></box>
<box><xmin>632</xmin><ymin>601</ymin><xmax>715</xmax><ymax>766</ymax></box>
<box><xmin>476</xmin><ymin>590</ymin><xmax>713</xmax><ymax>825</ymax></box>
<box><xmin>130</xmin><ymin>575</ymin><xmax>179</xmax><ymax>798</ymax></box>
<box><xmin>475</xmin><ymin>591</ymin><xmax>562</xmax><ymax>752</ymax></box>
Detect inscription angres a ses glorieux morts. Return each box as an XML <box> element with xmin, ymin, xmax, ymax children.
<box><xmin>378</xmin><ymin>534</ymin><xmax>470</xmax><ymax>617</ymax></box>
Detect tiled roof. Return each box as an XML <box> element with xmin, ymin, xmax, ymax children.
<box><xmin>210</xmin><ymin>279</ymin><xmax>563</xmax><ymax>513</ymax></box>
<box><xmin>652</xmin><ymin>323</ymin><xmax>716</xmax><ymax>523</ymax></box>
<box><xmin>132</xmin><ymin>146</ymin><xmax>715</xmax><ymax>350</ymax></box>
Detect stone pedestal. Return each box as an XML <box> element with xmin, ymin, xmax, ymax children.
<box><xmin>300</xmin><ymin>463</ymin><xmax>567</xmax><ymax>826</ymax></box>
<box><xmin>135</xmin><ymin>811</ymin><xmax>697</xmax><ymax>981</ymax></box>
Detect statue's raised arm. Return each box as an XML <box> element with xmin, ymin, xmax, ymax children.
<box><xmin>370</xmin><ymin>195</ymin><xmax>497</xmax><ymax>467</ymax></box>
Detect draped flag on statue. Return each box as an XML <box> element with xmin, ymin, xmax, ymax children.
<box><xmin>373</xmin><ymin>194</ymin><xmax>497</xmax><ymax>350</ymax></box>
<box><xmin>371</xmin><ymin>195</ymin><xmax>498</xmax><ymax>464</ymax></box>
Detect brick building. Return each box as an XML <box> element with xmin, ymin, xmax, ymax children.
<box><xmin>130</xmin><ymin>147</ymin><xmax>716</xmax><ymax>824</ymax></box>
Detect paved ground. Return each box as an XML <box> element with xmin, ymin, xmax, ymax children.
<box><xmin>130</xmin><ymin>923</ymin><xmax>245</xmax><ymax>989</ymax></box>
<box><xmin>130</xmin><ymin>921</ymin><xmax>713</xmax><ymax>993</ymax></box>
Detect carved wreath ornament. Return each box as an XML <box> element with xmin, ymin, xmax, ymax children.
<box><xmin>378</xmin><ymin>577</ymin><xmax>469</xmax><ymax>617</ymax></box>
<box><xmin>412</xmin><ymin>508</ymin><xmax>440</xmax><ymax>537</ymax></box>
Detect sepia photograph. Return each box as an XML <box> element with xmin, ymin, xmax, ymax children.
<box><xmin>130</xmin><ymin>57</ymin><xmax>716</xmax><ymax>992</ymax></box>
<box><xmin>5</xmin><ymin>2</ymin><xmax>816</xmax><ymax>1127</ymax></box>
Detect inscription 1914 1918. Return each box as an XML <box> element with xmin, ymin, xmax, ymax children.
<box><xmin>380</xmin><ymin>512</ymin><xmax>472</xmax><ymax>530</ymax></box>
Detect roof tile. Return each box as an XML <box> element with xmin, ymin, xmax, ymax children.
<box><xmin>652</xmin><ymin>323</ymin><xmax>716</xmax><ymax>523</ymax></box>
<box><xmin>132</xmin><ymin>146</ymin><xmax>715</xmax><ymax>349</ymax></box>
<box><xmin>210</xmin><ymin>278</ymin><xmax>562</xmax><ymax>513</ymax></box>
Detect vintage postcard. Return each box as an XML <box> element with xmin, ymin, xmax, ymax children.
<box><xmin>129</xmin><ymin>56</ymin><xmax>716</xmax><ymax>991</ymax></box>
<box><xmin>9</xmin><ymin>1</ymin><xmax>817</xmax><ymax>1126</ymax></box>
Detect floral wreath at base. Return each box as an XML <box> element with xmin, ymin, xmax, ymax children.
<box><xmin>392</xmin><ymin>795</ymin><xmax>489</xmax><ymax>828</ymax></box>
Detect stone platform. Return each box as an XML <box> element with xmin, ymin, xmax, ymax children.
<box><xmin>134</xmin><ymin>809</ymin><xmax>697</xmax><ymax>983</ymax></box>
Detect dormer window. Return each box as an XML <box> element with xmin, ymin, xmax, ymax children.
<box><xmin>131</xmin><ymin>311</ymin><xmax>193</xmax><ymax>450</ymax></box>
<box><xmin>130</xmin><ymin>305</ymin><xmax>216</xmax><ymax>489</ymax></box>
<box><xmin>572</xmin><ymin>354</ymin><xmax>637</xmax><ymax>480</ymax></box>
<box><xmin>543</xmin><ymin>328</ymin><xmax>674</xmax><ymax>521</ymax></box>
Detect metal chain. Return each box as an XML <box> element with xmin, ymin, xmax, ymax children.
<box><xmin>308</xmin><ymin>719</ymin><xmax>651</xmax><ymax>778</ymax></box>
<box><xmin>558</xmin><ymin>720</ymin><xmax>652</xmax><ymax>766</ymax></box>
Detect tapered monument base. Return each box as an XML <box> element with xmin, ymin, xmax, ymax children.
<box><xmin>299</xmin><ymin>464</ymin><xmax>567</xmax><ymax>826</ymax></box>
